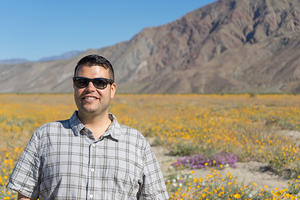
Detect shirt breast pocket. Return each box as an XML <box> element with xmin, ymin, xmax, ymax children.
<box><xmin>109</xmin><ymin>166</ymin><xmax>142</xmax><ymax>198</ymax></box>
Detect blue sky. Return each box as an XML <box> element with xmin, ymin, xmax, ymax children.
<box><xmin>0</xmin><ymin>0</ymin><xmax>216</xmax><ymax>61</ymax></box>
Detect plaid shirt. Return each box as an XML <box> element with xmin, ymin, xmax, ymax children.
<box><xmin>7</xmin><ymin>111</ymin><xmax>169</xmax><ymax>200</ymax></box>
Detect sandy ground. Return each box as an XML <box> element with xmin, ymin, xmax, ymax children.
<box><xmin>276</xmin><ymin>130</ymin><xmax>300</xmax><ymax>145</ymax></box>
<box><xmin>149</xmin><ymin>130</ymin><xmax>300</xmax><ymax>191</ymax></box>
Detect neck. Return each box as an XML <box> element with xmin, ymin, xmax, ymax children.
<box><xmin>78</xmin><ymin>111</ymin><xmax>109</xmax><ymax>124</ymax></box>
<box><xmin>77</xmin><ymin>111</ymin><xmax>112</xmax><ymax>139</ymax></box>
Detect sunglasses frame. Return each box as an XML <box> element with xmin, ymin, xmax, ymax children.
<box><xmin>73</xmin><ymin>76</ymin><xmax>114</xmax><ymax>90</ymax></box>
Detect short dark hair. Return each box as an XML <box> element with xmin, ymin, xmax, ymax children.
<box><xmin>74</xmin><ymin>55</ymin><xmax>114</xmax><ymax>81</ymax></box>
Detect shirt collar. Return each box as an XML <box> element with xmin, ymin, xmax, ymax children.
<box><xmin>69</xmin><ymin>111</ymin><xmax>122</xmax><ymax>141</ymax></box>
<box><xmin>104</xmin><ymin>113</ymin><xmax>122</xmax><ymax>140</ymax></box>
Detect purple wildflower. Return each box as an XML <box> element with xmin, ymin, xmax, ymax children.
<box><xmin>172</xmin><ymin>152</ymin><xmax>238</xmax><ymax>169</ymax></box>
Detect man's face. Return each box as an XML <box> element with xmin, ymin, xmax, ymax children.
<box><xmin>73</xmin><ymin>65</ymin><xmax>116</xmax><ymax>118</ymax></box>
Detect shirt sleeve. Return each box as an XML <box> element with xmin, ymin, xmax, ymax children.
<box><xmin>6</xmin><ymin>128</ymin><xmax>41</xmax><ymax>199</ymax></box>
<box><xmin>139</xmin><ymin>141</ymin><xmax>169</xmax><ymax>200</ymax></box>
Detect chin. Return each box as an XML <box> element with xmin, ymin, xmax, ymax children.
<box><xmin>81</xmin><ymin>105</ymin><xmax>99</xmax><ymax>113</ymax></box>
<box><xmin>84</xmin><ymin>108</ymin><xmax>98</xmax><ymax>114</ymax></box>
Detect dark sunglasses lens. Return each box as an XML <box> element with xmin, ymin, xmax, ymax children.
<box><xmin>74</xmin><ymin>78</ymin><xmax>89</xmax><ymax>88</ymax></box>
<box><xmin>73</xmin><ymin>77</ymin><xmax>112</xmax><ymax>89</ymax></box>
<box><xmin>93</xmin><ymin>79</ymin><xmax>108</xmax><ymax>89</ymax></box>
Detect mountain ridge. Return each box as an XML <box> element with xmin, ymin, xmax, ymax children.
<box><xmin>0</xmin><ymin>50</ymin><xmax>83</xmax><ymax>65</ymax></box>
<box><xmin>0</xmin><ymin>0</ymin><xmax>299</xmax><ymax>93</ymax></box>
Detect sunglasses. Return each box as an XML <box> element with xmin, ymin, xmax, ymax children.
<box><xmin>73</xmin><ymin>77</ymin><xmax>114</xmax><ymax>89</ymax></box>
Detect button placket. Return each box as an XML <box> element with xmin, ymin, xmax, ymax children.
<box><xmin>88</xmin><ymin>142</ymin><xmax>96</xmax><ymax>199</ymax></box>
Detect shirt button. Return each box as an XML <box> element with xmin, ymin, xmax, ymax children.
<box><xmin>91</xmin><ymin>168</ymin><xmax>95</xmax><ymax>172</ymax></box>
<box><xmin>92</xmin><ymin>144</ymin><xmax>96</xmax><ymax>148</ymax></box>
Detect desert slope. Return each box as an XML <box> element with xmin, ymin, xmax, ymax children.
<box><xmin>0</xmin><ymin>0</ymin><xmax>299</xmax><ymax>93</ymax></box>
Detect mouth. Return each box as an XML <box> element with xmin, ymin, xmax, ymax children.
<box><xmin>81</xmin><ymin>96</ymin><xmax>99</xmax><ymax>102</ymax></box>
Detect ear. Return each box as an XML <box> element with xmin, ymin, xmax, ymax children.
<box><xmin>110</xmin><ymin>83</ymin><xmax>117</xmax><ymax>99</ymax></box>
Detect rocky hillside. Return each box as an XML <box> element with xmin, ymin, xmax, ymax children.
<box><xmin>0</xmin><ymin>0</ymin><xmax>299</xmax><ymax>93</ymax></box>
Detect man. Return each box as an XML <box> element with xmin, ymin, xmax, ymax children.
<box><xmin>7</xmin><ymin>55</ymin><xmax>169</xmax><ymax>200</ymax></box>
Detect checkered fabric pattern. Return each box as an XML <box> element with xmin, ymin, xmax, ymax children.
<box><xmin>7</xmin><ymin>111</ymin><xmax>169</xmax><ymax>200</ymax></box>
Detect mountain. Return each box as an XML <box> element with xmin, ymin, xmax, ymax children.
<box><xmin>37</xmin><ymin>50</ymin><xmax>83</xmax><ymax>62</ymax></box>
<box><xmin>0</xmin><ymin>0</ymin><xmax>299</xmax><ymax>93</ymax></box>
<box><xmin>0</xmin><ymin>58</ymin><xmax>29</xmax><ymax>65</ymax></box>
<box><xmin>0</xmin><ymin>50</ymin><xmax>83</xmax><ymax>65</ymax></box>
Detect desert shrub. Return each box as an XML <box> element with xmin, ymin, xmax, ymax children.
<box><xmin>168</xmin><ymin>141</ymin><xmax>198</xmax><ymax>156</ymax></box>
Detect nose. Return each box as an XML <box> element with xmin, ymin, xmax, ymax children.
<box><xmin>86</xmin><ymin>81</ymin><xmax>96</xmax><ymax>91</ymax></box>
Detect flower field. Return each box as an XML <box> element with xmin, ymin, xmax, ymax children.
<box><xmin>0</xmin><ymin>94</ymin><xmax>299</xmax><ymax>199</ymax></box>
